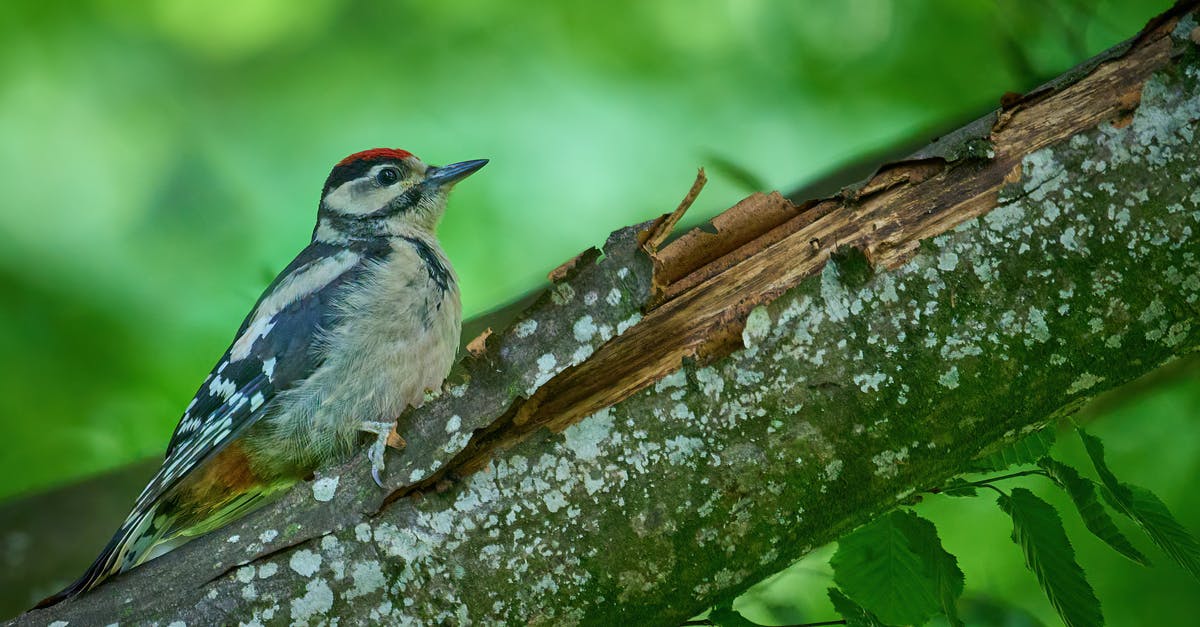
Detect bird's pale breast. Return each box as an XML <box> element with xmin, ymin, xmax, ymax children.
<box><xmin>246</xmin><ymin>237</ymin><xmax>461</xmax><ymax>475</ymax></box>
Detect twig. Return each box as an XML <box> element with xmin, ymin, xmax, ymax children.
<box><xmin>642</xmin><ymin>167</ymin><xmax>707</xmax><ymax>253</ymax></box>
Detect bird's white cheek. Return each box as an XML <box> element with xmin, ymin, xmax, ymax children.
<box><xmin>322</xmin><ymin>183</ymin><xmax>356</xmax><ymax>214</ymax></box>
<box><xmin>324</xmin><ymin>184</ymin><xmax>398</xmax><ymax>216</ymax></box>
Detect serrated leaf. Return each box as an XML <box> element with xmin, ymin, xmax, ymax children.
<box><xmin>707</xmin><ymin>603</ymin><xmax>758</xmax><ymax>627</ymax></box>
<box><xmin>940</xmin><ymin>477</ymin><xmax>979</xmax><ymax>497</ymax></box>
<box><xmin>1077</xmin><ymin>430</ymin><xmax>1127</xmax><ymax>500</ymax></box>
<box><xmin>1038</xmin><ymin>458</ymin><xmax>1151</xmax><ymax>566</ymax></box>
<box><xmin>971</xmin><ymin>428</ymin><xmax>1057</xmax><ymax>472</ymax></box>
<box><xmin>831</xmin><ymin>510</ymin><xmax>964</xmax><ymax>626</ymax></box>
<box><xmin>1079</xmin><ymin>429</ymin><xmax>1200</xmax><ymax>580</ymax></box>
<box><xmin>1117</xmin><ymin>485</ymin><xmax>1200</xmax><ymax>579</ymax></box>
<box><xmin>998</xmin><ymin>488</ymin><xmax>1103</xmax><ymax>627</ymax></box>
<box><xmin>828</xmin><ymin>588</ymin><xmax>890</xmax><ymax>627</ymax></box>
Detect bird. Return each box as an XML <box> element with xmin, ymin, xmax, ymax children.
<box><xmin>38</xmin><ymin>148</ymin><xmax>486</xmax><ymax>606</ymax></box>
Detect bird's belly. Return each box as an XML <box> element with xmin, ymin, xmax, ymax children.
<box><xmin>249</xmin><ymin>281</ymin><xmax>461</xmax><ymax>474</ymax></box>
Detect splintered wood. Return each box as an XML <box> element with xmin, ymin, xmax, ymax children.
<box><xmin>393</xmin><ymin>8</ymin><xmax>1186</xmax><ymax>497</ymax></box>
<box><xmin>506</xmin><ymin>10</ymin><xmax>1181</xmax><ymax>439</ymax></box>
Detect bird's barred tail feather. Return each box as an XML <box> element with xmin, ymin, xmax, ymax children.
<box><xmin>36</xmin><ymin>473</ymin><xmax>290</xmax><ymax>608</ymax></box>
<box><xmin>35</xmin><ymin>503</ymin><xmax>169</xmax><ymax>607</ymax></box>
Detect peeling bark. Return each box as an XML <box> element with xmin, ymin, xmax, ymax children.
<box><xmin>14</xmin><ymin>3</ymin><xmax>1200</xmax><ymax>625</ymax></box>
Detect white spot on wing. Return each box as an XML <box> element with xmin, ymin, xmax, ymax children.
<box><xmin>208</xmin><ymin>376</ymin><xmax>237</xmax><ymax>400</ymax></box>
<box><xmin>262</xmin><ymin>357</ymin><xmax>277</xmax><ymax>381</ymax></box>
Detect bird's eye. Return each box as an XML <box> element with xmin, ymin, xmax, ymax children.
<box><xmin>376</xmin><ymin>167</ymin><xmax>400</xmax><ymax>186</ymax></box>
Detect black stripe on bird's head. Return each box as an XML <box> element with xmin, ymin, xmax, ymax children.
<box><xmin>314</xmin><ymin>148</ymin><xmax>487</xmax><ymax>243</ymax></box>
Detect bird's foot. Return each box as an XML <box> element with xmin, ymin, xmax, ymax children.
<box><xmin>360</xmin><ymin>420</ymin><xmax>402</xmax><ymax>488</ymax></box>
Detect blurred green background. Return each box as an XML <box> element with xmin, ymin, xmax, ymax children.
<box><xmin>1</xmin><ymin>0</ymin><xmax>1195</xmax><ymax>624</ymax></box>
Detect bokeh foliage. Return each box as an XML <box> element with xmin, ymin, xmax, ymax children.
<box><xmin>1</xmin><ymin>0</ymin><xmax>1194</xmax><ymax>624</ymax></box>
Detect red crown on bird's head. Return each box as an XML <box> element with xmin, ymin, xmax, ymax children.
<box><xmin>323</xmin><ymin>148</ymin><xmax>419</xmax><ymax>197</ymax></box>
<box><xmin>336</xmin><ymin>148</ymin><xmax>415</xmax><ymax>167</ymax></box>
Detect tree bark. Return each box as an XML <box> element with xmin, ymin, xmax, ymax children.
<box><xmin>15</xmin><ymin>2</ymin><xmax>1200</xmax><ymax>625</ymax></box>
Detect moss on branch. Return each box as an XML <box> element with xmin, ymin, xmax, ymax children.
<box><xmin>16</xmin><ymin>5</ymin><xmax>1200</xmax><ymax>626</ymax></box>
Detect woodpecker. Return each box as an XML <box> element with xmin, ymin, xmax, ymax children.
<box><xmin>40</xmin><ymin>148</ymin><xmax>485</xmax><ymax>606</ymax></box>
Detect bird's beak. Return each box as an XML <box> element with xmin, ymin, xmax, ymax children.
<box><xmin>424</xmin><ymin>159</ymin><xmax>489</xmax><ymax>188</ymax></box>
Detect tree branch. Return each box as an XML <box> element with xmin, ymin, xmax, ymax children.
<box><xmin>15</xmin><ymin>2</ymin><xmax>1200</xmax><ymax>624</ymax></box>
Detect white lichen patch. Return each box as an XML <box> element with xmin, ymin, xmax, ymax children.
<box><xmin>853</xmin><ymin>371</ymin><xmax>887</xmax><ymax>393</ymax></box>
<box><xmin>937</xmin><ymin>251</ymin><xmax>959</xmax><ymax>271</ymax></box>
<box><xmin>695</xmin><ymin>366</ymin><xmax>724</xmax><ymax>400</ymax></box>
<box><xmin>258</xmin><ymin>562</ymin><xmax>279</xmax><ymax>579</ymax></box>
<box><xmin>236</xmin><ymin>565</ymin><xmax>256</xmax><ymax>583</ymax></box>
<box><xmin>938</xmin><ymin>366</ymin><xmax>960</xmax><ymax>390</ymax></box>
<box><xmin>1067</xmin><ymin>372</ymin><xmax>1105</xmax><ymax>394</ymax></box>
<box><xmin>617</xmin><ymin>312</ymin><xmax>643</xmax><ymax>334</ymax></box>
<box><xmin>515</xmin><ymin>319</ymin><xmax>538</xmax><ymax>338</ymax></box>
<box><xmin>663</xmin><ymin>435</ymin><xmax>705</xmax><ymax>464</ymax></box>
<box><xmin>820</xmin><ymin>263</ymin><xmax>851</xmax><ymax>322</ymax></box>
<box><xmin>311</xmin><ymin>476</ymin><xmax>339</xmax><ymax>503</ymax></box>
<box><xmin>984</xmin><ymin>202</ymin><xmax>1025</xmax><ymax>233</ymax></box>
<box><xmin>290</xmin><ymin>578</ymin><xmax>333</xmax><ymax>624</ymax></box>
<box><xmin>1022</xmin><ymin>147</ymin><xmax>1066</xmax><ymax>201</ymax></box>
<box><xmin>529</xmin><ymin>353</ymin><xmax>558</xmax><ymax>394</ymax></box>
<box><xmin>1060</xmin><ymin>226</ymin><xmax>1083</xmax><ymax>251</ymax></box>
<box><xmin>742</xmin><ymin>306</ymin><xmax>772</xmax><ymax>348</ymax></box>
<box><xmin>573</xmin><ymin>315</ymin><xmax>598</xmax><ymax>342</ymax></box>
<box><xmin>289</xmin><ymin>549</ymin><xmax>322</xmax><ymax>578</ymax></box>
<box><xmin>872</xmin><ymin>448</ymin><xmax>909</xmax><ymax>478</ymax></box>
<box><xmin>1026</xmin><ymin>308</ymin><xmax>1051</xmax><ymax>344</ymax></box>
<box><xmin>570</xmin><ymin>344</ymin><xmax>595</xmax><ymax>365</ymax></box>
<box><xmin>654</xmin><ymin>369</ymin><xmax>687</xmax><ymax>392</ymax></box>
<box><xmin>823</xmin><ymin>459</ymin><xmax>844</xmax><ymax>482</ymax></box>
<box><xmin>346</xmin><ymin>560</ymin><xmax>387</xmax><ymax>600</ymax></box>
<box><xmin>563</xmin><ymin>408</ymin><xmax>614</xmax><ymax>462</ymax></box>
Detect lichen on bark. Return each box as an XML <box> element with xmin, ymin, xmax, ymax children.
<box><xmin>15</xmin><ymin>7</ymin><xmax>1200</xmax><ymax>627</ymax></box>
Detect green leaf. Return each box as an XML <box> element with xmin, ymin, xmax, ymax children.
<box><xmin>707</xmin><ymin>603</ymin><xmax>758</xmax><ymax>627</ymax></box>
<box><xmin>998</xmin><ymin>487</ymin><xmax>1103</xmax><ymax>627</ymax></box>
<box><xmin>1076</xmin><ymin>430</ymin><xmax>1126</xmax><ymax>499</ymax></box>
<box><xmin>1078</xmin><ymin>429</ymin><xmax>1200</xmax><ymax>580</ymax></box>
<box><xmin>831</xmin><ymin>510</ymin><xmax>964</xmax><ymax>626</ymax></box>
<box><xmin>1038</xmin><ymin>458</ymin><xmax>1151</xmax><ymax>566</ymax></box>
<box><xmin>971</xmin><ymin>428</ymin><xmax>1057</xmax><ymax>472</ymax></box>
<box><xmin>828</xmin><ymin>588</ymin><xmax>890</xmax><ymax>627</ymax></box>
<box><xmin>1118</xmin><ymin>485</ymin><xmax>1200</xmax><ymax>579</ymax></box>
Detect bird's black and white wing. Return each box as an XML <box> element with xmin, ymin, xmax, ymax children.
<box><xmin>39</xmin><ymin>241</ymin><xmax>391</xmax><ymax>605</ymax></box>
<box><xmin>136</xmin><ymin>241</ymin><xmax>388</xmax><ymax>510</ymax></box>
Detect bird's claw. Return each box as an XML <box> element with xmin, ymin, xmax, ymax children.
<box><xmin>360</xmin><ymin>420</ymin><xmax>397</xmax><ymax>489</ymax></box>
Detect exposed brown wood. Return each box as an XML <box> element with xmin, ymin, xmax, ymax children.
<box><xmin>436</xmin><ymin>5</ymin><xmax>1187</xmax><ymax>475</ymax></box>
<box><xmin>640</xmin><ymin>167</ymin><xmax>707</xmax><ymax>254</ymax></box>
<box><xmin>465</xmin><ymin>327</ymin><xmax>492</xmax><ymax>357</ymax></box>
<box><xmin>14</xmin><ymin>2</ymin><xmax>1200</xmax><ymax>623</ymax></box>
